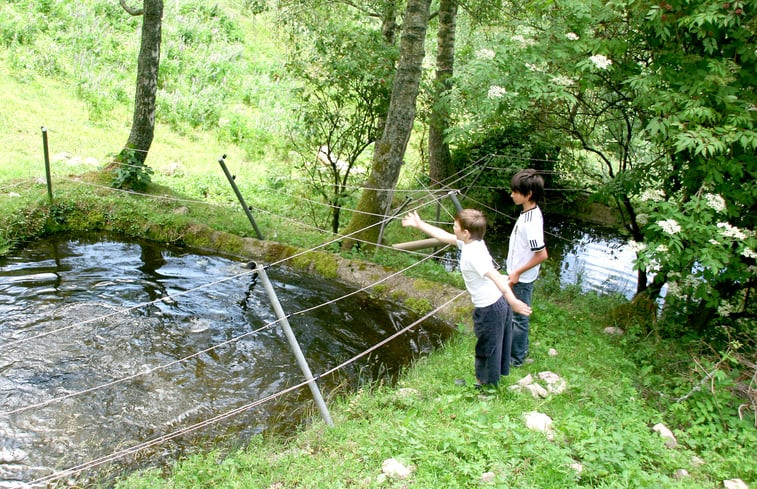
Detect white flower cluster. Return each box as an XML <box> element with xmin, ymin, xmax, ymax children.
<box><xmin>566</xmin><ymin>32</ymin><xmax>580</xmax><ymax>40</ymax></box>
<box><xmin>551</xmin><ymin>75</ymin><xmax>575</xmax><ymax>87</ymax></box>
<box><xmin>658</xmin><ymin>219</ymin><xmax>682</xmax><ymax>235</ymax></box>
<box><xmin>589</xmin><ymin>54</ymin><xmax>613</xmax><ymax>70</ymax></box>
<box><xmin>511</xmin><ymin>35</ymin><xmax>536</xmax><ymax>47</ymax></box>
<box><xmin>488</xmin><ymin>85</ymin><xmax>507</xmax><ymax>99</ymax></box>
<box><xmin>476</xmin><ymin>48</ymin><xmax>495</xmax><ymax>60</ymax></box>
<box><xmin>640</xmin><ymin>189</ymin><xmax>665</xmax><ymax>202</ymax></box>
<box><xmin>717</xmin><ymin>222</ymin><xmax>747</xmax><ymax>240</ymax></box>
<box><xmin>704</xmin><ymin>193</ymin><xmax>726</xmax><ymax>213</ymax></box>
<box><xmin>743</xmin><ymin>248</ymin><xmax>757</xmax><ymax>259</ymax></box>
<box><xmin>525</xmin><ymin>62</ymin><xmax>545</xmax><ymax>72</ymax></box>
<box><xmin>628</xmin><ymin>240</ymin><xmax>647</xmax><ymax>253</ymax></box>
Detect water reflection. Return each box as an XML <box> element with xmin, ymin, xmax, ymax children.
<box><xmin>0</xmin><ymin>234</ymin><xmax>453</xmax><ymax>485</ymax></box>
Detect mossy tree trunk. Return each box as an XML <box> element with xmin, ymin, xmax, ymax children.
<box><xmin>119</xmin><ymin>0</ymin><xmax>163</xmax><ymax>166</ymax></box>
<box><xmin>428</xmin><ymin>0</ymin><xmax>457</xmax><ymax>187</ymax></box>
<box><xmin>341</xmin><ymin>0</ymin><xmax>432</xmax><ymax>250</ymax></box>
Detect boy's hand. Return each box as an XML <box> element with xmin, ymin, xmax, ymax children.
<box><xmin>402</xmin><ymin>210</ymin><xmax>422</xmax><ymax>229</ymax></box>
<box><xmin>511</xmin><ymin>299</ymin><xmax>532</xmax><ymax>316</ymax></box>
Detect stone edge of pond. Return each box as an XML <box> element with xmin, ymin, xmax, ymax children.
<box><xmin>180</xmin><ymin>223</ymin><xmax>473</xmax><ymax>328</ymax></box>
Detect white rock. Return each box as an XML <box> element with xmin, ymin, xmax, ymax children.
<box><xmin>525</xmin><ymin>383</ymin><xmax>549</xmax><ymax>398</ymax></box>
<box><xmin>538</xmin><ymin>371</ymin><xmax>567</xmax><ymax>394</ymax></box>
<box><xmin>652</xmin><ymin>423</ymin><xmax>677</xmax><ymax>448</ymax></box>
<box><xmin>517</xmin><ymin>374</ymin><xmax>534</xmax><ymax>386</ymax></box>
<box><xmin>570</xmin><ymin>462</ymin><xmax>583</xmax><ymax>474</ymax></box>
<box><xmin>691</xmin><ymin>455</ymin><xmax>705</xmax><ymax>467</ymax></box>
<box><xmin>481</xmin><ymin>471</ymin><xmax>496</xmax><ymax>483</ymax></box>
<box><xmin>84</xmin><ymin>157</ymin><xmax>99</xmax><ymax>166</ymax></box>
<box><xmin>548</xmin><ymin>348</ymin><xmax>558</xmax><ymax>356</ymax></box>
<box><xmin>52</xmin><ymin>152</ymin><xmax>71</xmax><ymax>162</ymax></box>
<box><xmin>674</xmin><ymin>469</ymin><xmax>689</xmax><ymax>479</ymax></box>
<box><xmin>723</xmin><ymin>479</ymin><xmax>749</xmax><ymax>489</ymax></box>
<box><xmin>382</xmin><ymin>458</ymin><xmax>413</xmax><ymax>479</ymax></box>
<box><xmin>524</xmin><ymin>411</ymin><xmax>554</xmax><ymax>439</ymax></box>
<box><xmin>604</xmin><ymin>326</ymin><xmax>625</xmax><ymax>335</ymax></box>
<box><xmin>8</xmin><ymin>192</ymin><xmax>21</xmax><ymax>198</ymax></box>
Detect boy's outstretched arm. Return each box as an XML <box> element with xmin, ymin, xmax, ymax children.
<box><xmin>401</xmin><ymin>211</ymin><xmax>457</xmax><ymax>245</ymax></box>
<box><xmin>485</xmin><ymin>269</ymin><xmax>532</xmax><ymax>316</ymax></box>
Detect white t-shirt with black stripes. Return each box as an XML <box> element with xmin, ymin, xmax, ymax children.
<box><xmin>506</xmin><ymin>206</ymin><xmax>545</xmax><ymax>284</ymax></box>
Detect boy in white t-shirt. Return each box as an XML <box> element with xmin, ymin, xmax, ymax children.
<box><xmin>402</xmin><ymin>209</ymin><xmax>531</xmax><ymax>387</ymax></box>
<box><xmin>507</xmin><ymin>169</ymin><xmax>548</xmax><ymax>367</ymax></box>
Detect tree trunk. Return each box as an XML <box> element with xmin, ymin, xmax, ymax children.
<box><xmin>122</xmin><ymin>0</ymin><xmax>163</xmax><ymax>166</ymax></box>
<box><xmin>428</xmin><ymin>0</ymin><xmax>456</xmax><ymax>187</ymax></box>
<box><xmin>341</xmin><ymin>0</ymin><xmax>432</xmax><ymax>250</ymax></box>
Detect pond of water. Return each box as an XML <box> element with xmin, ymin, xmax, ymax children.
<box><xmin>0</xmin><ymin>234</ymin><xmax>454</xmax><ymax>486</ymax></box>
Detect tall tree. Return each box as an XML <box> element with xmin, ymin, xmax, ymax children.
<box><xmin>114</xmin><ymin>0</ymin><xmax>163</xmax><ymax>188</ymax></box>
<box><xmin>428</xmin><ymin>0</ymin><xmax>458</xmax><ymax>187</ymax></box>
<box><xmin>341</xmin><ymin>0</ymin><xmax>433</xmax><ymax>249</ymax></box>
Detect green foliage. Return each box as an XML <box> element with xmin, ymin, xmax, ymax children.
<box><xmin>111</xmin><ymin>150</ymin><xmax>154</xmax><ymax>191</ymax></box>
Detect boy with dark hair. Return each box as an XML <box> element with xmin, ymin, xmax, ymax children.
<box><xmin>402</xmin><ymin>208</ymin><xmax>531</xmax><ymax>387</ymax></box>
<box><xmin>507</xmin><ymin>169</ymin><xmax>548</xmax><ymax>367</ymax></box>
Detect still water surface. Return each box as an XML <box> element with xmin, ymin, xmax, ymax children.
<box><xmin>0</xmin><ymin>234</ymin><xmax>454</xmax><ymax>486</ymax></box>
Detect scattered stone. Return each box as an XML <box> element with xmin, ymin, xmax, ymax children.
<box><xmin>548</xmin><ymin>348</ymin><xmax>558</xmax><ymax>356</ymax></box>
<box><xmin>525</xmin><ymin>383</ymin><xmax>549</xmax><ymax>398</ymax></box>
<box><xmin>691</xmin><ymin>455</ymin><xmax>705</xmax><ymax>467</ymax></box>
<box><xmin>382</xmin><ymin>458</ymin><xmax>413</xmax><ymax>479</ymax></box>
<box><xmin>604</xmin><ymin>326</ymin><xmax>625</xmax><ymax>335</ymax></box>
<box><xmin>524</xmin><ymin>411</ymin><xmax>554</xmax><ymax>440</ymax></box>
<box><xmin>84</xmin><ymin>157</ymin><xmax>99</xmax><ymax>166</ymax></box>
<box><xmin>525</xmin><ymin>358</ymin><xmax>535</xmax><ymax>364</ymax></box>
<box><xmin>517</xmin><ymin>374</ymin><xmax>534</xmax><ymax>387</ymax></box>
<box><xmin>538</xmin><ymin>371</ymin><xmax>567</xmax><ymax>394</ymax></box>
<box><xmin>723</xmin><ymin>479</ymin><xmax>748</xmax><ymax>489</ymax></box>
<box><xmin>652</xmin><ymin>423</ymin><xmax>677</xmax><ymax>448</ymax></box>
<box><xmin>7</xmin><ymin>192</ymin><xmax>20</xmax><ymax>198</ymax></box>
<box><xmin>570</xmin><ymin>462</ymin><xmax>583</xmax><ymax>474</ymax></box>
<box><xmin>173</xmin><ymin>206</ymin><xmax>190</xmax><ymax>215</ymax></box>
<box><xmin>480</xmin><ymin>471</ymin><xmax>496</xmax><ymax>483</ymax></box>
<box><xmin>674</xmin><ymin>469</ymin><xmax>689</xmax><ymax>480</ymax></box>
<box><xmin>52</xmin><ymin>152</ymin><xmax>72</xmax><ymax>162</ymax></box>
<box><xmin>395</xmin><ymin>388</ymin><xmax>419</xmax><ymax>399</ymax></box>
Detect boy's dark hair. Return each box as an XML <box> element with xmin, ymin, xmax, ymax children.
<box><xmin>511</xmin><ymin>169</ymin><xmax>545</xmax><ymax>204</ymax></box>
<box><xmin>455</xmin><ymin>209</ymin><xmax>487</xmax><ymax>241</ymax></box>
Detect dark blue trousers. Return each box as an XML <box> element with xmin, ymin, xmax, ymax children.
<box><xmin>472</xmin><ymin>297</ymin><xmax>512</xmax><ymax>385</ymax></box>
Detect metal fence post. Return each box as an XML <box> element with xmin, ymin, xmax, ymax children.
<box><xmin>41</xmin><ymin>127</ymin><xmax>53</xmax><ymax>203</ymax></box>
<box><xmin>254</xmin><ymin>264</ymin><xmax>333</xmax><ymax>426</ymax></box>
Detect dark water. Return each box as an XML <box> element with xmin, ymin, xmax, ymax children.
<box><xmin>0</xmin><ymin>234</ymin><xmax>454</xmax><ymax>486</ymax></box>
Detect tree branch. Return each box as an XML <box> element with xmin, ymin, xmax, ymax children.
<box><xmin>120</xmin><ymin>0</ymin><xmax>144</xmax><ymax>16</ymax></box>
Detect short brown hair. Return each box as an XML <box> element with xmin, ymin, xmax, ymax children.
<box><xmin>455</xmin><ymin>208</ymin><xmax>487</xmax><ymax>241</ymax></box>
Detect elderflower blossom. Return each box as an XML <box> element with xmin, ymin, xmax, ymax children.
<box><xmin>657</xmin><ymin>219</ymin><xmax>681</xmax><ymax>235</ymax></box>
<box><xmin>709</xmin><ymin>239</ymin><xmax>720</xmax><ymax>246</ymax></box>
<box><xmin>640</xmin><ymin>189</ymin><xmax>665</xmax><ymax>202</ymax></box>
<box><xmin>718</xmin><ymin>302</ymin><xmax>737</xmax><ymax>317</ymax></box>
<box><xmin>475</xmin><ymin>48</ymin><xmax>495</xmax><ymax>60</ymax></box>
<box><xmin>628</xmin><ymin>240</ymin><xmax>647</xmax><ymax>253</ymax></box>
<box><xmin>656</xmin><ymin>244</ymin><xmax>669</xmax><ymax>253</ymax></box>
<box><xmin>717</xmin><ymin>222</ymin><xmax>747</xmax><ymax>240</ymax></box>
<box><xmin>511</xmin><ymin>35</ymin><xmax>535</xmax><ymax>47</ymax></box>
<box><xmin>704</xmin><ymin>193</ymin><xmax>727</xmax><ymax>213</ymax></box>
<box><xmin>525</xmin><ymin>62</ymin><xmax>545</xmax><ymax>72</ymax></box>
<box><xmin>566</xmin><ymin>32</ymin><xmax>580</xmax><ymax>40</ymax></box>
<box><xmin>743</xmin><ymin>248</ymin><xmax>757</xmax><ymax>259</ymax></box>
<box><xmin>589</xmin><ymin>54</ymin><xmax>613</xmax><ymax>70</ymax></box>
<box><xmin>551</xmin><ymin>75</ymin><xmax>575</xmax><ymax>86</ymax></box>
<box><xmin>488</xmin><ymin>85</ymin><xmax>507</xmax><ymax>99</ymax></box>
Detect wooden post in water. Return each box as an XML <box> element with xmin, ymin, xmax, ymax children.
<box><xmin>254</xmin><ymin>263</ymin><xmax>333</xmax><ymax>426</ymax></box>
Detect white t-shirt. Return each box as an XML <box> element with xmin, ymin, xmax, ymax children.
<box><xmin>506</xmin><ymin>206</ymin><xmax>546</xmax><ymax>284</ymax></box>
<box><xmin>457</xmin><ymin>239</ymin><xmax>502</xmax><ymax>308</ymax></box>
